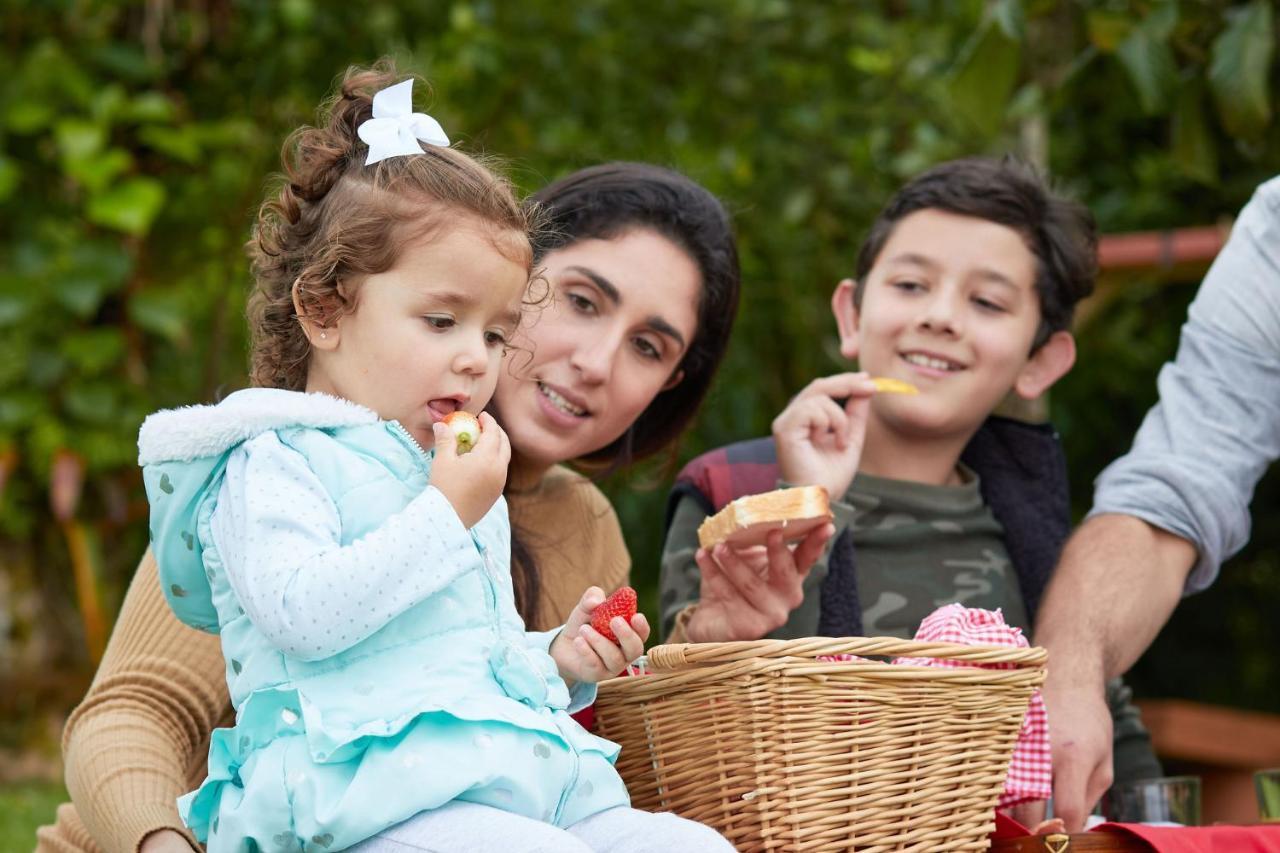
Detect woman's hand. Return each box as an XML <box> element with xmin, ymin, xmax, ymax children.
<box><xmin>550</xmin><ymin>587</ymin><xmax>649</xmax><ymax>684</ymax></box>
<box><xmin>430</xmin><ymin>412</ymin><xmax>511</xmax><ymax>528</ymax></box>
<box><xmin>773</xmin><ymin>372</ymin><xmax>876</xmax><ymax>500</ymax></box>
<box><xmin>684</xmin><ymin>524</ymin><xmax>833</xmax><ymax>643</ymax></box>
<box><xmin>140</xmin><ymin>829</ymin><xmax>196</xmax><ymax>853</ymax></box>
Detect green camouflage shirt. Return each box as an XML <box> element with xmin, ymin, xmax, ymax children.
<box><xmin>659</xmin><ymin>465</ymin><xmax>1028</xmax><ymax>641</ymax></box>
<box><xmin>658</xmin><ymin>466</ymin><xmax>1162</xmax><ymax>786</ymax></box>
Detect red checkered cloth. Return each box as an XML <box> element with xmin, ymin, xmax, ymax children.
<box><xmin>820</xmin><ymin>604</ymin><xmax>1050</xmax><ymax>808</ymax></box>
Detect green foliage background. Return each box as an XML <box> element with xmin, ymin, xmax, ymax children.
<box><xmin>3</xmin><ymin>0</ymin><xmax>1280</xmax><ymax>718</ymax></box>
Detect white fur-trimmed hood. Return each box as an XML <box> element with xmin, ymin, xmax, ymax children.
<box><xmin>137</xmin><ymin>388</ymin><xmax>380</xmax><ymax>466</ymax></box>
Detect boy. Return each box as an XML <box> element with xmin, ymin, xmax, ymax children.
<box><xmin>658</xmin><ymin>156</ymin><xmax>1159</xmax><ymax>789</ymax></box>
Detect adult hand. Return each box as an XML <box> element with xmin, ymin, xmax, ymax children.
<box><xmin>684</xmin><ymin>523</ymin><xmax>833</xmax><ymax>643</ymax></box>
<box><xmin>430</xmin><ymin>412</ymin><xmax>511</xmax><ymax>528</ymax></box>
<box><xmin>551</xmin><ymin>586</ymin><xmax>650</xmax><ymax>684</ymax></box>
<box><xmin>1046</xmin><ymin>675</ymin><xmax>1114</xmax><ymax>832</ymax></box>
<box><xmin>1035</xmin><ymin>515</ymin><xmax>1195</xmax><ymax>832</ymax></box>
<box><xmin>773</xmin><ymin>372</ymin><xmax>876</xmax><ymax>500</ymax></box>
<box><xmin>140</xmin><ymin>829</ymin><xmax>197</xmax><ymax>853</ymax></box>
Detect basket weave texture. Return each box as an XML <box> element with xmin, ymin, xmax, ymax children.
<box><xmin>594</xmin><ymin>636</ymin><xmax>1047</xmax><ymax>852</ymax></box>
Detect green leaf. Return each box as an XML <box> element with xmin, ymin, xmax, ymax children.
<box><xmin>1086</xmin><ymin>10</ymin><xmax>1134</xmax><ymax>53</ymax></box>
<box><xmin>281</xmin><ymin>0</ymin><xmax>315</xmax><ymax>29</ymax></box>
<box><xmin>91</xmin><ymin>84</ymin><xmax>128</xmax><ymax>125</ymax></box>
<box><xmin>124</xmin><ymin>91</ymin><xmax>178</xmax><ymax>124</ymax></box>
<box><xmin>88</xmin><ymin>43</ymin><xmax>158</xmax><ymax>83</ymax></box>
<box><xmin>846</xmin><ymin>46</ymin><xmax>893</xmax><ymax>76</ymax></box>
<box><xmin>60</xmin><ymin>329</ymin><xmax>127</xmax><ymax>375</ymax></box>
<box><xmin>27</xmin><ymin>347</ymin><xmax>67</xmax><ymax>388</ymax></box>
<box><xmin>992</xmin><ymin>0</ymin><xmax>1026</xmax><ymax>41</ymax></box>
<box><xmin>0</xmin><ymin>332</ymin><xmax>29</xmax><ymax>385</ymax></box>
<box><xmin>1171</xmin><ymin>80</ymin><xmax>1218</xmax><ymax>185</ymax></box>
<box><xmin>1116</xmin><ymin>19</ymin><xmax>1178</xmax><ymax>114</ymax></box>
<box><xmin>5</xmin><ymin>99</ymin><xmax>55</xmax><ymax>133</ymax></box>
<box><xmin>49</xmin><ymin>240</ymin><xmax>134</xmax><ymax>317</ymax></box>
<box><xmin>0</xmin><ymin>290</ymin><xmax>34</xmax><ymax>328</ymax></box>
<box><xmin>70</xmin><ymin>241</ymin><xmax>133</xmax><ymax>290</ymax></box>
<box><xmin>128</xmin><ymin>290</ymin><xmax>189</xmax><ymax>342</ymax></box>
<box><xmin>0</xmin><ymin>156</ymin><xmax>18</xmax><ymax>202</ymax></box>
<box><xmin>1145</xmin><ymin>3</ymin><xmax>1179</xmax><ymax>41</ymax></box>
<box><xmin>86</xmin><ymin>177</ymin><xmax>167</xmax><ymax>235</ymax></box>
<box><xmin>66</xmin><ymin>148</ymin><xmax>133</xmax><ymax>194</ymax></box>
<box><xmin>947</xmin><ymin>17</ymin><xmax>1022</xmax><ymax>133</ymax></box>
<box><xmin>52</xmin><ymin>273</ymin><xmax>110</xmax><ymax>317</ymax></box>
<box><xmin>0</xmin><ymin>391</ymin><xmax>45</xmax><ymax>429</ymax></box>
<box><xmin>1209</xmin><ymin>0</ymin><xmax>1273</xmax><ymax>140</ymax></box>
<box><xmin>782</xmin><ymin>187</ymin><xmax>814</xmax><ymax>225</ymax></box>
<box><xmin>55</xmin><ymin>119</ymin><xmax>106</xmax><ymax>161</ymax></box>
<box><xmin>138</xmin><ymin>125</ymin><xmax>202</xmax><ymax>164</ymax></box>
<box><xmin>63</xmin><ymin>382</ymin><xmax>120</xmax><ymax>424</ymax></box>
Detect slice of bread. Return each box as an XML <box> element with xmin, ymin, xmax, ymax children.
<box><xmin>697</xmin><ymin>485</ymin><xmax>833</xmax><ymax>550</ymax></box>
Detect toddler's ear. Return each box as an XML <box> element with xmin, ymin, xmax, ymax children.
<box><xmin>292</xmin><ymin>278</ymin><xmax>338</xmax><ymax>350</ymax></box>
<box><xmin>1014</xmin><ymin>331</ymin><xmax>1076</xmax><ymax>400</ymax></box>
<box><xmin>831</xmin><ymin>278</ymin><xmax>861</xmax><ymax>360</ymax></box>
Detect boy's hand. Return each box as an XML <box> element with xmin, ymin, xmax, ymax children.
<box><xmin>550</xmin><ymin>586</ymin><xmax>649</xmax><ymax>684</ymax></box>
<box><xmin>773</xmin><ymin>372</ymin><xmax>877</xmax><ymax>501</ymax></box>
<box><xmin>429</xmin><ymin>412</ymin><xmax>510</xmax><ymax>528</ymax></box>
<box><xmin>685</xmin><ymin>524</ymin><xmax>833</xmax><ymax>643</ymax></box>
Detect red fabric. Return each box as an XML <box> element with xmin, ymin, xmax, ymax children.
<box><xmin>1099</xmin><ymin>822</ymin><xmax>1280</xmax><ymax>852</ymax></box>
<box><xmin>992</xmin><ymin>813</ymin><xmax>1280</xmax><ymax>851</ymax></box>
<box><xmin>991</xmin><ymin>812</ymin><xmax>1035</xmax><ymax>839</ymax></box>
<box><xmin>822</xmin><ymin>604</ymin><xmax>1050</xmax><ymax>808</ymax></box>
<box><xmin>570</xmin><ymin>704</ymin><xmax>595</xmax><ymax>731</ymax></box>
<box><xmin>895</xmin><ymin>604</ymin><xmax>1050</xmax><ymax>808</ymax></box>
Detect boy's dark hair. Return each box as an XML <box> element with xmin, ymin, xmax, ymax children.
<box><xmin>853</xmin><ymin>156</ymin><xmax>1097</xmax><ymax>350</ymax></box>
<box><xmin>528</xmin><ymin>162</ymin><xmax>741</xmax><ymax>470</ymax></box>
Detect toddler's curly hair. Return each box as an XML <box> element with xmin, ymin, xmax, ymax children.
<box><xmin>247</xmin><ymin>60</ymin><xmax>537</xmax><ymax>390</ymax></box>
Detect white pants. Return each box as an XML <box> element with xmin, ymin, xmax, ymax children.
<box><xmin>347</xmin><ymin>800</ymin><xmax>735</xmax><ymax>852</ymax></box>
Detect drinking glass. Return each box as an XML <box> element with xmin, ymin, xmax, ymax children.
<box><xmin>1104</xmin><ymin>776</ymin><xmax>1201</xmax><ymax>825</ymax></box>
<box><xmin>1257</xmin><ymin>768</ymin><xmax>1280</xmax><ymax>822</ymax></box>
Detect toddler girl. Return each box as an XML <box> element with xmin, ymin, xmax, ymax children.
<box><xmin>137</xmin><ymin>64</ymin><xmax>732</xmax><ymax>853</ymax></box>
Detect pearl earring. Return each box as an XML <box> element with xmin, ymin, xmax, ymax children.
<box><xmin>320</xmin><ymin>331</ymin><xmax>327</xmax><ymax>339</ymax></box>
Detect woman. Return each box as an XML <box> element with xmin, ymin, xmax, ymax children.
<box><xmin>36</xmin><ymin>162</ymin><xmax>740</xmax><ymax>853</ymax></box>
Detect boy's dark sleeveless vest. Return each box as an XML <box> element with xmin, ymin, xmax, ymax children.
<box><xmin>665</xmin><ymin>416</ymin><xmax>1071</xmax><ymax>637</ymax></box>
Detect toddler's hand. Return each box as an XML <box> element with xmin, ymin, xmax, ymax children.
<box><xmin>429</xmin><ymin>412</ymin><xmax>510</xmax><ymax>528</ymax></box>
<box><xmin>550</xmin><ymin>586</ymin><xmax>649</xmax><ymax>685</ymax></box>
<box><xmin>773</xmin><ymin>372</ymin><xmax>876</xmax><ymax>500</ymax></box>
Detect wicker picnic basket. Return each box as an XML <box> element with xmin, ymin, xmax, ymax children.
<box><xmin>594</xmin><ymin>636</ymin><xmax>1047</xmax><ymax>852</ymax></box>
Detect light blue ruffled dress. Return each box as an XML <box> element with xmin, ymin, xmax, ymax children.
<box><xmin>138</xmin><ymin>389</ymin><xmax>629</xmax><ymax>852</ymax></box>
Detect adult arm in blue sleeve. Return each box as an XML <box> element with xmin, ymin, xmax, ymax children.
<box><xmin>1036</xmin><ymin>175</ymin><xmax>1280</xmax><ymax>832</ymax></box>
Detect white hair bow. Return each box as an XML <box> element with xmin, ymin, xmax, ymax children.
<box><xmin>357</xmin><ymin>79</ymin><xmax>450</xmax><ymax>165</ymax></box>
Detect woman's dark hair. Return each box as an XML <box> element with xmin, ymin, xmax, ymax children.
<box><xmin>507</xmin><ymin>162</ymin><xmax>741</xmax><ymax>625</ymax></box>
<box><xmin>853</xmin><ymin>155</ymin><xmax>1097</xmax><ymax>351</ymax></box>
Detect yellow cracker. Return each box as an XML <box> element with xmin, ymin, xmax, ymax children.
<box><xmin>871</xmin><ymin>376</ymin><xmax>919</xmax><ymax>395</ymax></box>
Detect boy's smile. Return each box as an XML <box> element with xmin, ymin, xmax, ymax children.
<box><xmin>836</xmin><ymin>208</ymin><xmax>1074</xmax><ymax>449</ymax></box>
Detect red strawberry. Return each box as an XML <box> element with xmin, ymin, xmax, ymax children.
<box><xmin>590</xmin><ymin>586</ymin><xmax>638</xmax><ymax>643</ymax></box>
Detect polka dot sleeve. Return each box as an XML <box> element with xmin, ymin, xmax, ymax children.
<box><xmin>210</xmin><ymin>431</ymin><xmax>478</xmax><ymax>661</ymax></box>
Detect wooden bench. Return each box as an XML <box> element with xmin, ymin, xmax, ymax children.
<box><xmin>1136</xmin><ymin>699</ymin><xmax>1280</xmax><ymax>824</ymax></box>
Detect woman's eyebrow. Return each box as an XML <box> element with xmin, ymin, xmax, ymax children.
<box><xmin>565</xmin><ymin>265</ymin><xmax>687</xmax><ymax>349</ymax></box>
<box><xmin>566</xmin><ymin>265</ymin><xmax>621</xmax><ymax>304</ymax></box>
